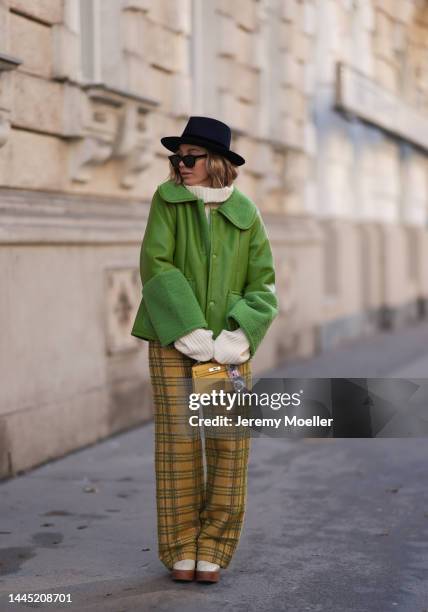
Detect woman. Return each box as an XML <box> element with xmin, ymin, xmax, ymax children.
<box><xmin>131</xmin><ymin>116</ymin><xmax>278</xmax><ymax>583</ymax></box>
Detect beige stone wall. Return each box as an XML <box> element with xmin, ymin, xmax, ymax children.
<box><xmin>0</xmin><ymin>0</ymin><xmax>427</xmax><ymax>477</ymax></box>
<box><xmin>310</xmin><ymin>0</ymin><xmax>428</xmax><ymax>350</ymax></box>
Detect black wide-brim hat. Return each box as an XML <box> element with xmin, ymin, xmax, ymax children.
<box><xmin>161</xmin><ymin>116</ymin><xmax>245</xmax><ymax>166</ymax></box>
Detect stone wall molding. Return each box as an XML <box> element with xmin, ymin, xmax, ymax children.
<box><xmin>0</xmin><ymin>52</ymin><xmax>21</xmax><ymax>148</ymax></box>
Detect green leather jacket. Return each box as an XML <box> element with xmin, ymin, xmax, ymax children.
<box><xmin>130</xmin><ymin>179</ymin><xmax>278</xmax><ymax>357</ymax></box>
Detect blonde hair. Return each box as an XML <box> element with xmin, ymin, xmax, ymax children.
<box><xmin>165</xmin><ymin>149</ymin><xmax>239</xmax><ymax>187</ymax></box>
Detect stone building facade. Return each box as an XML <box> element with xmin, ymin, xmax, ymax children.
<box><xmin>1</xmin><ymin>0</ymin><xmax>427</xmax><ymax>477</ymax></box>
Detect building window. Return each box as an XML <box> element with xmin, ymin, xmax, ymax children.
<box><xmin>79</xmin><ymin>0</ymin><xmax>123</xmax><ymax>88</ymax></box>
<box><xmin>79</xmin><ymin>0</ymin><xmax>101</xmax><ymax>82</ymax></box>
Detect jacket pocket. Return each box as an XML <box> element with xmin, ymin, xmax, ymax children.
<box><xmin>228</xmin><ymin>290</ymin><xmax>243</xmax><ymax>302</ymax></box>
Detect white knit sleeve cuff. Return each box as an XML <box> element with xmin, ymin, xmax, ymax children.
<box><xmin>174</xmin><ymin>328</ymin><xmax>214</xmax><ymax>361</ymax></box>
<box><xmin>226</xmin><ymin>327</ymin><xmax>250</xmax><ymax>349</ymax></box>
<box><xmin>213</xmin><ymin>327</ymin><xmax>251</xmax><ymax>364</ymax></box>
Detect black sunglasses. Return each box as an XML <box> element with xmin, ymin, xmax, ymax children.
<box><xmin>168</xmin><ymin>153</ymin><xmax>208</xmax><ymax>168</ymax></box>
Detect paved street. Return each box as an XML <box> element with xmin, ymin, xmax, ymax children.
<box><xmin>266</xmin><ymin>320</ymin><xmax>428</xmax><ymax>379</ymax></box>
<box><xmin>1</xmin><ymin>323</ymin><xmax>428</xmax><ymax>611</ymax></box>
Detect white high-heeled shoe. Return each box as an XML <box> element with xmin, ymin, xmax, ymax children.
<box><xmin>171</xmin><ymin>558</ymin><xmax>195</xmax><ymax>581</ymax></box>
<box><xmin>196</xmin><ymin>560</ymin><xmax>220</xmax><ymax>583</ymax></box>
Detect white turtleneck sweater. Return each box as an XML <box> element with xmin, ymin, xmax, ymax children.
<box><xmin>185</xmin><ymin>183</ymin><xmax>234</xmax><ymax>223</ymax></box>
<box><xmin>173</xmin><ymin>182</ymin><xmax>251</xmax><ymax>364</ymax></box>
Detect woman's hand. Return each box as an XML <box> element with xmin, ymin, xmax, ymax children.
<box><xmin>174</xmin><ymin>328</ymin><xmax>214</xmax><ymax>361</ymax></box>
<box><xmin>213</xmin><ymin>328</ymin><xmax>250</xmax><ymax>364</ymax></box>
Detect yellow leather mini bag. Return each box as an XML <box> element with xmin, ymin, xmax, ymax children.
<box><xmin>191</xmin><ymin>361</ymin><xmax>250</xmax><ymax>396</ymax></box>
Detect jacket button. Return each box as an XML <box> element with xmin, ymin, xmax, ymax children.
<box><xmin>213</xmin><ymin>254</ymin><xmax>217</xmax><ymax>259</ymax></box>
<box><xmin>209</xmin><ymin>300</ymin><xmax>215</xmax><ymax>306</ymax></box>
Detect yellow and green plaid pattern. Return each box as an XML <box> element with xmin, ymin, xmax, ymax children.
<box><xmin>148</xmin><ymin>340</ymin><xmax>252</xmax><ymax>570</ymax></box>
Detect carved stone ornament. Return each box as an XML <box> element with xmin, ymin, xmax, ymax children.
<box><xmin>105</xmin><ymin>266</ymin><xmax>142</xmax><ymax>353</ymax></box>
<box><xmin>66</xmin><ymin>83</ymin><xmax>158</xmax><ymax>187</ymax></box>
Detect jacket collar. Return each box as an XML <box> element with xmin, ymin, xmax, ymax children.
<box><xmin>158</xmin><ymin>179</ymin><xmax>257</xmax><ymax>230</ymax></box>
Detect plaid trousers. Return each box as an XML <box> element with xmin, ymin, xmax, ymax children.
<box><xmin>148</xmin><ymin>340</ymin><xmax>252</xmax><ymax>570</ymax></box>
